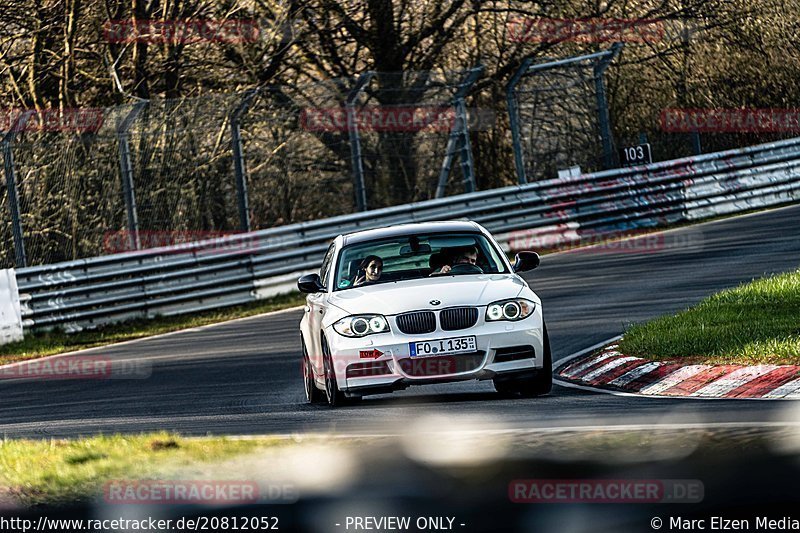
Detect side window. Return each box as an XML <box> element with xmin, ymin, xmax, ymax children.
<box><xmin>320</xmin><ymin>243</ymin><xmax>336</xmax><ymax>287</ymax></box>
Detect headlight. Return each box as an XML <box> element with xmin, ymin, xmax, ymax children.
<box><xmin>485</xmin><ymin>299</ymin><xmax>536</xmax><ymax>322</ymax></box>
<box><xmin>333</xmin><ymin>315</ymin><xmax>390</xmax><ymax>337</ymax></box>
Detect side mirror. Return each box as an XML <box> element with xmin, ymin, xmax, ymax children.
<box><xmin>513</xmin><ymin>251</ymin><xmax>540</xmax><ymax>273</ymax></box>
<box><xmin>297</xmin><ymin>273</ymin><xmax>326</xmax><ymax>293</ymax></box>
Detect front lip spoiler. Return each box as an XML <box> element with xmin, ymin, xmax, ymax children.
<box><xmin>344</xmin><ymin>366</ymin><xmax>542</xmax><ymax>396</ymax></box>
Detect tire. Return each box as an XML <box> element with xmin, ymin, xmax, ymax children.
<box><xmin>302</xmin><ymin>336</ymin><xmax>325</xmax><ymax>404</ymax></box>
<box><xmin>322</xmin><ymin>334</ymin><xmax>349</xmax><ymax>407</ymax></box>
<box><xmin>494</xmin><ymin>322</ymin><xmax>553</xmax><ymax>397</ymax></box>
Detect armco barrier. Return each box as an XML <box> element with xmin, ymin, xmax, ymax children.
<box><xmin>14</xmin><ymin>135</ymin><xmax>800</xmax><ymax>333</ymax></box>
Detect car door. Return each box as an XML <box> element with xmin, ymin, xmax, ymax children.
<box><xmin>308</xmin><ymin>243</ymin><xmax>336</xmax><ymax>376</ymax></box>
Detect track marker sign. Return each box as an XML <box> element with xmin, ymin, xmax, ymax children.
<box><xmin>619</xmin><ymin>143</ymin><xmax>652</xmax><ymax>167</ymax></box>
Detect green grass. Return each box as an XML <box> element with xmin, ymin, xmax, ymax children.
<box><xmin>0</xmin><ymin>292</ymin><xmax>306</xmax><ymax>365</ymax></box>
<box><xmin>619</xmin><ymin>269</ymin><xmax>800</xmax><ymax>365</ymax></box>
<box><xmin>0</xmin><ymin>432</ymin><xmax>283</xmax><ymax>507</ymax></box>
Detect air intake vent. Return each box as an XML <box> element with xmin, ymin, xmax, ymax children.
<box><xmin>396</xmin><ymin>311</ymin><xmax>436</xmax><ymax>334</ymax></box>
<box><xmin>440</xmin><ymin>307</ymin><xmax>478</xmax><ymax>331</ymax></box>
<box><xmin>494</xmin><ymin>345</ymin><xmax>536</xmax><ymax>363</ymax></box>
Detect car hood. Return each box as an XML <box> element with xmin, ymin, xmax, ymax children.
<box><xmin>327</xmin><ymin>274</ymin><xmax>530</xmax><ymax>316</ymax></box>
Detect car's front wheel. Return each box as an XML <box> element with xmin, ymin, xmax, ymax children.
<box><xmin>322</xmin><ymin>334</ymin><xmax>349</xmax><ymax>407</ymax></box>
<box><xmin>494</xmin><ymin>322</ymin><xmax>553</xmax><ymax>397</ymax></box>
<box><xmin>302</xmin><ymin>336</ymin><xmax>325</xmax><ymax>404</ymax></box>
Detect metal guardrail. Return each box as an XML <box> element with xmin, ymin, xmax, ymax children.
<box><xmin>15</xmin><ymin>135</ymin><xmax>800</xmax><ymax>332</ymax></box>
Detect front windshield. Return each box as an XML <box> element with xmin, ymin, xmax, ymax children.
<box><xmin>333</xmin><ymin>232</ymin><xmax>509</xmax><ymax>291</ymax></box>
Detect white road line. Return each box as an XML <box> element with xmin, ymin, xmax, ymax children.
<box><xmin>554</xmin><ymin>376</ymin><xmax>800</xmax><ymax>401</ymax></box>
<box><xmin>214</xmin><ymin>420</ymin><xmax>800</xmax><ymax>439</ymax></box>
<box><xmin>554</xmin><ymin>336</ymin><xmax>622</xmax><ymax>369</ymax></box>
<box><xmin>0</xmin><ymin>305</ymin><xmax>305</xmax><ymax>372</ymax></box>
<box><xmin>639</xmin><ymin>365</ymin><xmax>711</xmax><ymax>395</ymax></box>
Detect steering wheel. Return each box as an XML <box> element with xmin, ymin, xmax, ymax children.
<box><xmin>448</xmin><ymin>263</ymin><xmax>483</xmax><ymax>274</ymax></box>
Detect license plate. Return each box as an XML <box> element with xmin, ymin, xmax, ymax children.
<box><xmin>409</xmin><ymin>336</ymin><xmax>477</xmax><ymax>357</ymax></box>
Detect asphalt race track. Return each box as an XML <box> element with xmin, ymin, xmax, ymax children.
<box><xmin>2</xmin><ymin>205</ymin><xmax>800</xmax><ymax>439</ymax></box>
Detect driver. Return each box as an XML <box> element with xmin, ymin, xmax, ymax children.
<box><xmin>431</xmin><ymin>246</ymin><xmax>479</xmax><ymax>275</ymax></box>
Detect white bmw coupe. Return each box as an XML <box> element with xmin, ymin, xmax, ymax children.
<box><xmin>298</xmin><ymin>221</ymin><xmax>550</xmax><ymax>406</ymax></box>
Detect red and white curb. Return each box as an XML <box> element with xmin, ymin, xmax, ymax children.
<box><xmin>555</xmin><ymin>341</ymin><xmax>800</xmax><ymax>399</ymax></box>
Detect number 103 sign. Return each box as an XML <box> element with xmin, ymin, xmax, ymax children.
<box><xmin>619</xmin><ymin>143</ymin><xmax>652</xmax><ymax>167</ymax></box>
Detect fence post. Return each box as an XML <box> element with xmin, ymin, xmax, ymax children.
<box><xmin>231</xmin><ymin>89</ymin><xmax>259</xmax><ymax>232</ymax></box>
<box><xmin>691</xmin><ymin>131</ymin><xmax>702</xmax><ymax>155</ymax></box>
<box><xmin>457</xmin><ymin>100</ymin><xmax>477</xmax><ymax>194</ymax></box>
<box><xmin>594</xmin><ymin>42</ymin><xmax>623</xmax><ymax>170</ymax></box>
<box><xmin>506</xmin><ymin>57</ymin><xmax>534</xmax><ymax>185</ymax></box>
<box><xmin>435</xmin><ymin>65</ymin><xmax>484</xmax><ymax>198</ymax></box>
<box><xmin>116</xmin><ymin>101</ymin><xmax>147</xmax><ymax>251</ymax></box>
<box><xmin>1</xmin><ymin>111</ymin><xmax>34</xmax><ymax>268</ymax></box>
<box><xmin>346</xmin><ymin>72</ymin><xmax>374</xmax><ymax>212</ymax></box>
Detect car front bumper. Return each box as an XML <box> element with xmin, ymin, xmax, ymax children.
<box><xmin>326</xmin><ymin>311</ymin><xmax>545</xmax><ymax>395</ymax></box>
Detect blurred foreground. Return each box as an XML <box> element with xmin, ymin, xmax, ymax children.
<box><xmin>4</xmin><ymin>416</ymin><xmax>800</xmax><ymax>532</ymax></box>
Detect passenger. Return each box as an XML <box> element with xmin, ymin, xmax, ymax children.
<box><xmin>353</xmin><ymin>255</ymin><xmax>383</xmax><ymax>286</ymax></box>
<box><xmin>431</xmin><ymin>246</ymin><xmax>479</xmax><ymax>275</ymax></box>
